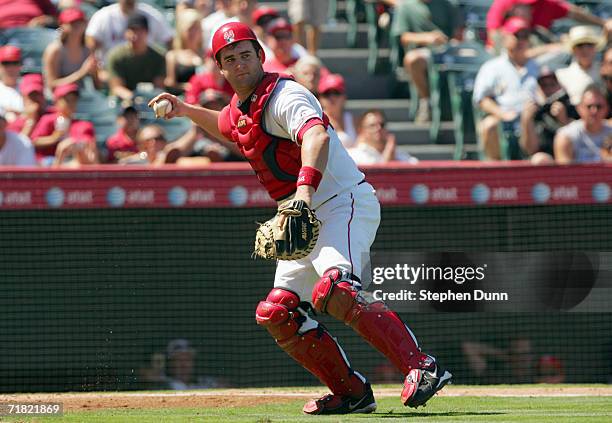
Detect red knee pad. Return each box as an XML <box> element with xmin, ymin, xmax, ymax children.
<box><xmin>255</xmin><ymin>288</ymin><xmax>301</xmax><ymax>342</ymax></box>
<box><xmin>312</xmin><ymin>268</ymin><xmax>430</xmax><ymax>375</ymax></box>
<box><xmin>312</xmin><ymin>268</ymin><xmax>359</xmax><ymax>321</ymax></box>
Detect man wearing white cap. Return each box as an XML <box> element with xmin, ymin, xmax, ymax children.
<box><xmin>556</xmin><ymin>26</ymin><xmax>604</xmax><ymax>106</ymax></box>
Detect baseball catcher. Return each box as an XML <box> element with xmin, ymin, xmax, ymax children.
<box><xmin>149</xmin><ymin>21</ymin><xmax>452</xmax><ymax>415</ymax></box>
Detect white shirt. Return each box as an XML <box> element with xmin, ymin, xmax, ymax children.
<box><xmin>556</xmin><ymin>61</ymin><xmax>601</xmax><ymax>105</ymax></box>
<box><xmin>348</xmin><ymin>143</ymin><xmax>418</xmax><ymax>165</ymax></box>
<box><xmin>0</xmin><ymin>130</ymin><xmax>36</xmax><ymax>166</ymax></box>
<box><xmin>473</xmin><ymin>54</ymin><xmax>539</xmax><ymax>113</ymax></box>
<box><xmin>263</xmin><ymin>79</ymin><xmax>364</xmax><ymax>207</ymax></box>
<box><xmin>0</xmin><ymin>82</ymin><xmax>24</xmax><ymax>116</ymax></box>
<box><xmin>86</xmin><ymin>3</ymin><xmax>174</xmax><ymax>59</ymax></box>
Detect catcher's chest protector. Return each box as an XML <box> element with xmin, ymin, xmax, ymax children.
<box><xmin>219</xmin><ymin>73</ymin><xmax>302</xmax><ymax>201</ymax></box>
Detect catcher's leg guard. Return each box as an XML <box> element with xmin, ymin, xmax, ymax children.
<box><xmin>256</xmin><ymin>288</ymin><xmax>367</xmax><ymax>397</ymax></box>
<box><xmin>312</xmin><ymin>268</ymin><xmax>432</xmax><ymax>375</ymax></box>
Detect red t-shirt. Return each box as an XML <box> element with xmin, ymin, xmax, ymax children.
<box><xmin>486</xmin><ymin>0</ymin><xmax>570</xmax><ymax>30</ymax></box>
<box><xmin>185</xmin><ymin>72</ymin><xmax>234</xmax><ymax>105</ymax></box>
<box><xmin>106</xmin><ymin>128</ymin><xmax>138</xmax><ymax>162</ymax></box>
<box><xmin>30</xmin><ymin>112</ymin><xmax>95</xmax><ymax>159</ymax></box>
<box><xmin>0</xmin><ymin>0</ymin><xmax>58</xmax><ymax>29</ymax></box>
<box><xmin>263</xmin><ymin>57</ymin><xmax>299</xmax><ymax>75</ymax></box>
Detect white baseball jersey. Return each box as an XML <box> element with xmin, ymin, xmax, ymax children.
<box><xmin>262</xmin><ymin>79</ymin><xmax>381</xmax><ymax>300</ymax></box>
<box><xmin>263</xmin><ymin>79</ymin><xmax>365</xmax><ymax>209</ymax></box>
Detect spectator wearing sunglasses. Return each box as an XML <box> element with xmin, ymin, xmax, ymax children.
<box><xmin>0</xmin><ymin>46</ymin><xmax>24</xmax><ymax>120</ymax></box>
<box><xmin>263</xmin><ymin>18</ymin><xmax>306</xmax><ymax>74</ymax></box>
<box><xmin>556</xmin><ymin>26</ymin><xmax>604</xmax><ymax>106</ymax></box>
<box><xmin>318</xmin><ymin>73</ymin><xmax>357</xmax><ymax>149</ymax></box>
<box><xmin>554</xmin><ymin>84</ymin><xmax>611</xmax><ymax>164</ymax></box>
<box><xmin>473</xmin><ymin>17</ymin><xmax>539</xmax><ymax>160</ymax></box>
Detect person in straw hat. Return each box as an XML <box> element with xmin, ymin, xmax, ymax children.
<box><xmin>556</xmin><ymin>25</ymin><xmax>605</xmax><ymax>106</ymax></box>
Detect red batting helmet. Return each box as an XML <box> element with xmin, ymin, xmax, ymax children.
<box><xmin>211</xmin><ymin>21</ymin><xmax>265</xmax><ymax>63</ymax></box>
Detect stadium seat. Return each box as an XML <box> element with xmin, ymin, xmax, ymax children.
<box><xmin>429</xmin><ymin>41</ymin><xmax>490</xmax><ymax>152</ymax></box>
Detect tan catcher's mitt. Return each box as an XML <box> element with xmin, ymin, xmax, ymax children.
<box><xmin>254</xmin><ymin>199</ymin><xmax>321</xmax><ymax>260</ymax></box>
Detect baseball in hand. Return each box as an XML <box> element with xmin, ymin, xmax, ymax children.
<box><xmin>153</xmin><ymin>99</ymin><xmax>173</xmax><ymax>118</ymax></box>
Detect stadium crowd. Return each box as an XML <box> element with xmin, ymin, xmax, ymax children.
<box><xmin>0</xmin><ymin>0</ymin><xmax>610</xmax><ymax>167</ymax></box>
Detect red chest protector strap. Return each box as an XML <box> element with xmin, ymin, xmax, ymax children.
<box><xmin>217</xmin><ymin>73</ymin><xmax>329</xmax><ymax>201</ymax></box>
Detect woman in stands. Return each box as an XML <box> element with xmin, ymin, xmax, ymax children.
<box><xmin>164</xmin><ymin>8</ymin><xmax>204</xmax><ymax>94</ymax></box>
<box><xmin>42</xmin><ymin>7</ymin><xmax>99</xmax><ymax>90</ymax></box>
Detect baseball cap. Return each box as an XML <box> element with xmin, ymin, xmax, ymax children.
<box><xmin>20</xmin><ymin>73</ymin><xmax>44</xmax><ymax>96</ymax></box>
<box><xmin>502</xmin><ymin>17</ymin><xmax>531</xmax><ymax>35</ymax></box>
<box><xmin>127</xmin><ymin>13</ymin><xmax>148</xmax><ymax>31</ymax></box>
<box><xmin>53</xmin><ymin>83</ymin><xmax>79</xmax><ymax>101</ymax></box>
<box><xmin>59</xmin><ymin>7</ymin><xmax>86</xmax><ymax>25</ymax></box>
<box><xmin>265</xmin><ymin>18</ymin><xmax>293</xmax><ymax>36</ymax></box>
<box><xmin>166</xmin><ymin>339</ymin><xmax>194</xmax><ymax>357</ymax></box>
<box><xmin>71</xmin><ymin>121</ymin><xmax>96</xmax><ymax>143</ymax></box>
<box><xmin>211</xmin><ymin>21</ymin><xmax>264</xmax><ymax>63</ymax></box>
<box><xmin>0</xmin><ymin>45</ymin><xmax>21</xmax><ymax>63</ymax></box>
<box><xmin>252</xmin><ymin>6</ymin><xmax>280</xmax><ymax>26</ymax></box>
<box><xmin>318</xmin><ymin>73</ymin><xmax>346</xmax><ymax>95</ymax></box>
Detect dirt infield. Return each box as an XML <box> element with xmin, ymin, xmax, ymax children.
<box><xmin>2</xmin><ymin>386</ymin><xmax>612</xmax><ymax>411</ymax></box>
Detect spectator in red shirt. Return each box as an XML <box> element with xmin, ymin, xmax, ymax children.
<box><xmin>263</xmin><ymin>18</ymin><xmax>303</xmax><ymax>74</ymax></box>
<box><xmin>184</xmin><ymin>52</ymin><xmax>233</xmax><ymax>105</ymax></box>
<box><xmin>106</xmin><ymin>105</ymin><xmax>140</xmax><ymax>163</ymax></box>
<box><xmin>487</xmin><ymin>0</ymin><xmax>612</xmax><ymax>52</ymax></box>
<box><xmin>0</xmin><ymin>0</ymin><xmax>58</xmax><ymax>29</ymax></box>
<box><xmin>8</xmin><ymin>73</ymin><xmax>47</xmax><ymax>138</ymax></box>
<box><xmin>29</xmin><ymin>83</ymin><xmax>97</xmax><ymax>165</ymax></box>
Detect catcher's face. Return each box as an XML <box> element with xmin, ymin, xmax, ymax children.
<box><xmin>217</xmin><ymin>40</ymin><xmax>264</xmax><ymax>94</ymax></box>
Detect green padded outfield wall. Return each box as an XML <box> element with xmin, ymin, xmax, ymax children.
<box><xmin>1</xmin><ymin>206</ymin><xmax>611</xmax><ymax>392</ymax></box>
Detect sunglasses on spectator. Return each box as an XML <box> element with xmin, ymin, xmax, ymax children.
<box><xmin>574</xmin><ymin>43</ymin><xmax>595</xmax><ymax>49</ymax></box>
<box><xmin>145</xmin><ymin>135</ymin><xmax>166</xmax><ymax>142</ymax></box>
<box><xmin>273</xmin><ymin>32</ymin><xmax>292</xmax><ymax>40</ymax></box>
<box><xmin>603</xmin><ymin>75</ymin><xmax>612</xmax><ymax>82</ymax></box>
<box><xmin>515</xmin><ymin>30</ymin><xmax>530</xmax><ymax>40</ymax></box>
<box><xmin>320</xmin><ymin>90</ymin><xmax>343</xmax><ymax>98</ymax></box>
<box><xmin>1</xmin><ymin>61</ymin><xmax>21</xmax><ymax>66</ymax></box>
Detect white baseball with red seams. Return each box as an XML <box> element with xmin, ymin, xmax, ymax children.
<box><xmin>153</xmin><ymin>99</ymin><xmax>173</xmax><ymax>118</ymax></box>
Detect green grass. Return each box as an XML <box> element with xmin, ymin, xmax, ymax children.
<box><xmin>3</xmin><ymin>388</ymin><xmax>612</xmax><ymax>423</ymax></box>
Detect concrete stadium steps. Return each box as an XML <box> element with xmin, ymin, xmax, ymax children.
<box><xmin>345</xmin><ymin>99</ymin><xmax>412</xmax><ymax>122</ymax></box>
<box><xmin>399</xmin><ymin>144</ymin><xmax>479</xmax><ymax>161</ymax></box>
<box><xmin>320</xmin><ymin>23</ymin><xmax>369</xmax><ymax>49</ymax></box>
<box><xmin>317</xmin><ymin>47</ymin><xmax>389</xmax><ymax>75</ymax></box>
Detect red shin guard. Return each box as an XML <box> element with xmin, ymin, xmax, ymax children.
<box><xmin>256</xmin><ymin>288</ymin><xmax>366</xmax><ymax>397</ymax></box>
<box><xmin>313</xmin><ymin>268</ymin><xmax>431</xmax><ymax>375</ymax></box>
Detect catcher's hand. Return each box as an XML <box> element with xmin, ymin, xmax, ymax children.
<box><xmin>254</xmin><ymin>199</ymin><xmax>321</xmax><ymax>260</ymax></box>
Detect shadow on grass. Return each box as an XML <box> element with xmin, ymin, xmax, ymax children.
<box><xmin>374</xmin><ymin>411</ymin><xmax>506</xmax><ymax>418</ymax></box>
